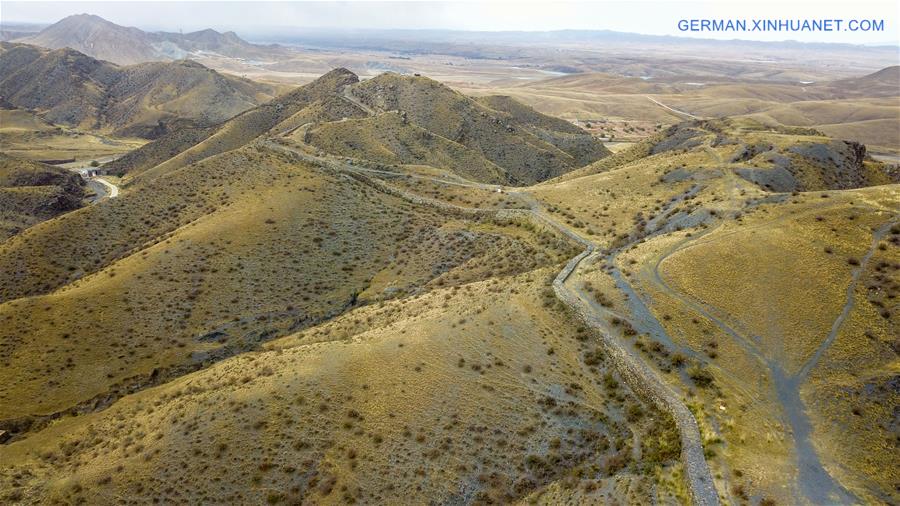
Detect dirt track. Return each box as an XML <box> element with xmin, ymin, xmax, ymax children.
<box><xmin>265</xmin><ymin>139</ymin><xmax>721</xmax><ymax>506</ymax></box>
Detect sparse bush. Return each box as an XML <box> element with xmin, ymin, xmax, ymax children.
<box><xmin>687</xmin><ymin>364</ymin><xmax>714</xmax><ymax>388</ymax></box>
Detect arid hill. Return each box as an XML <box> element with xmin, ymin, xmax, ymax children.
<box><xmin>14</xmin><ymin>14</ymin><xmax>279</xmax><ymax>65</ymax></box>
<box><xmin>105</xmin><ymin>68</ymin><xmax>364</xmax><ymax>178</ymax></box>
<box><xmin>0</xmin><ymin>123</ymin><xmax>680</xmax><ymax>505</ymax></box>
<box><xmin>348</xmin><ymin>73</ymin><xmax>609</xmax><ymax>183</ymax></box>
<box><xmin>108</xmin><ymin>69</ymin><xmax>609</xmax><ymax>185</ymax></box>
<box><xmin>467</xmin><ymin>65</ymin><xmax>900</xmax><ymax>154</ymax></box>
<box><xmin>0</xmin><ymin>42</ymin><xmax>277</xmax><ymax>138</ymax></box>
<box><xmin>0</xmin><ymin>108</ymin><xmax>145</xmax><ymax>163</ymax></box>
<box><xmin>825</xmin><ymin>65</ymin><xmax>900</xmax><ymax>98</ymax></box>
<box><xmin>523</xmin><ymin>117</ymin><xmax>898</xmax><ymax>503</ymax></box>
<box><xmin>1</xmin><ymin>57</ymin><xmax>896</xmax><ymax>505</ymax></box>
<box><xmin>0</xmin><ymin>153</ymin><xmax>85</xmax><ymax>239</ymax></box>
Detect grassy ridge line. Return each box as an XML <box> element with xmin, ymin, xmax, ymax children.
<box><xmin>264</xmin><ymin>139</ymin><xmax>719</xmax><ymax>505</ymax></box>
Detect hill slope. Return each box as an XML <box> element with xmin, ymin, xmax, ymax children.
<box><xmin>109</xmin><ymin>69</ymin><xmax>609</xmax><ymax>185</ymax></box>
<box><xmin>351</xmin><ymin>73</ymin><xmax>609</xmax><ymax>184</ymax></box>
<box><xmin>0</xmin><ymin>153</ymin><xmax>85</xmax><ymax>239</ymax></box>
<box><xmin>15</xmin><ymin>14</ymin><xmax>275</xmax><ymax>65</ymax></box>
<box><xmin>106</xmin><ymin>68</ymin><xmax>363</xmax><ymax>180</ymax></box>
<box><xmin>302</xmin><ymin>111</ymin><xmax>509</xmax><ymax>184</ymax></box>
<box><xmin>524</xmin><ymin>117</ymin><xmax>898</xmax><ymax>503</ymax></box>
<box><xmin>0</xmin><ymin>124</ymin><xmax>684</xmax><ymax>504</ymax></box>
<box><xmin>825</xmin><ymin>65</ymin><xmax>900</xmax><ymax>98</ymax></box>
<box><xmin>0</xmin><ymin>42</ymin><xmax>276</xmax><ymax>138</ymax></box>
<box><xmin>1</xmin><ymin>84</ymin><xmax>897</xmax><ymax>504</ymax></box>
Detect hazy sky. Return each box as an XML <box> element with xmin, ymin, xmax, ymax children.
<box><xmin>3</xmin><ymin>1</ymin><xmax>899</xmax><ymax>44</ymax></box>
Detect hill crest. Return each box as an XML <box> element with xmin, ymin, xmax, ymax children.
<box><xmin>108</xmin><ymin>69</ymin><xmax>609</xmax><ymax>185</ymax></box>
<box><xmin>0</xmin><ymin>42</ymin><xmax>277</xmax><ymax>138</ymax></box>
<box><xmin>16</xmin><ymin>14</ymin><xmax>268</xmax><ymax>64</ymax></box>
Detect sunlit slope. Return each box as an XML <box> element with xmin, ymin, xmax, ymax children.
<box><xmin>108</xmin><ymin>68</ymin><xmax>362</xmax><ymax>181</ymax></box>
<box><xmin>476</xmin><ymin>94</ymin><xmax>611</xmax><ymax>167</ymax></box>
<box><xmin>805</xmin><ymin>216</ymin><xmax>898</xmax><ymax>503</ymax></box>
<box><xmin>659</xmin><ymin>191</ymin><xmax>896</xmax><ymax>373</ymax></box>
<box><xmin>0</xmin><ymin>144</ymin><xmax>578</xmax><ymax>424</ymax></box>
<box><xmin>105</xmin><ymin>94</ymin><xmax>367</xmax><ymax>179</ymax></box>
<box><xmin>640</xmin><ymin>188</ymin><xmax>898</xmax><ymax>503</ymax></box>
<box><xmin>110</xmin><ymin>69</ymin><xmax>609</xmax><ymax>186</ymax></box>
<box><xmin>556</xmin><ymin>119</ymin><xmax>894</xmax><ymax>191</ymax></box>
<box><xmin>303</xmin><ymin>112</ymin><xmax>508</xmax><ymax>184</ymax></box>
<box><xmin>0</xmin><ymin>267</ymin><xmax>684</xmax><ymax>504</ymax></box>
<box><xmin>101</xmin><ymin>124</ymin><xmax>219</xmax><ymax>176</ymax></box>
<box><xmin>523</xmin><ymin>118</ymin><xmax>898</xmax><ymax>503</ymax></box>
<box><xmin>0</xmin><ymin>42</ymin><xmax>277</xmax><ymax>138</ymax></box>
<box><xmin>352</xmin><ymin>73</ymin><xmax>609</xmax><ymax>184</ymax></box>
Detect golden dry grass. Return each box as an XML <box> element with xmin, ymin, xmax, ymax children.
<box><xmin>0</xmin><ymin>234</ymin><xmax>682</xmax><ymax>505</ymax></box>
<box><xmin>621</xmin><ymin>186</ymin><xmax>898</xmax><ymax>503</ymax></box>
<box><xmin>0</xmin><ymin>145</ymin><xmax>580</xmax><ymax>425</ymax></box>
<box><xmin>1</xmin><ymin>66</ymin><xmax>897</xmax><ymax>505</ymax></box>
<box><xmin>520</xmin><ymin>118</ymin><xmax>897</xmax><ymax>503</ymax></box>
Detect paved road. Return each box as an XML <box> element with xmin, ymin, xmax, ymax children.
<box><xmin>61</xmin><ymin>156</ymin><xmax>122</xmax><ymax>203</ymax></box>
<box><xmin>92</xmin><ymin>177</ymin><xmax>119</xmax><ymax>198</ymax></box>
<box><xmin>265</xmin><ymin>139</ymin><xmax>720</xmax><ymax>506</ymax></box>
<box><xmin>79</xmin><ymin>175</ymin><xmax>119</xmax><ymax>203</ymax></box>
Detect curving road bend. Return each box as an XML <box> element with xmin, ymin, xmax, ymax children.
<box><xmin>97</xmin><ymin>177</ymin><xmax>119</xmax><ymax>198</ymax></box>
<box><xmin>62</xmin><ymin>156</ymin><xmax>122</xmax><ymax>203</ymax></box>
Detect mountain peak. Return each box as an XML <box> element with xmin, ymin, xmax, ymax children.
<box><xmin>17</xmin><ymin>14</ymin><xmax>259</xmax><ymax>65</ymax></box>
<box><xmin>323</xmin><ymin>67</ymin><xmax>358</xmax><ymax>80</ymax></box>
<box><xmin>56</xmin><ymin>13</ymin><xmax>121</xmax><ymax>29</ymax></box>
<box><xmin>66</xmin><ymin>13</ymin><xmax>105</xmax><ymax>21</ymax></box>
<box><xmin>0</xmin><ymin>42</ymin><xmax>276</xmax><ymax>138</ymax></box>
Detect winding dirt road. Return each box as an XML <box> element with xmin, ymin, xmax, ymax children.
<box><xmin>646</xmin><ymin>96</ymin><xmax>704</xmax><ymax>121</ymax></box>
<box><xmin>265</xmin><ymin>139</ymin><xmax>720</xmax><ymax>506</ymax></box>
<box><xmin>638</xmin><ymin>146</ymin><xmax>899</xmax><ymax>504</ymax></box>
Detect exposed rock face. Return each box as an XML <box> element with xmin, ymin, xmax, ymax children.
<box><xmin>658</xmin><ymin>121</ymin><xmax>896</xmax><ymax>192</ymax></box>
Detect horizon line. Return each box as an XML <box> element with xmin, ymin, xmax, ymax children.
<box><xmin>3</xmin><ymin>16</ymin><xmax>898</xmax><ymax>49</ymax></box>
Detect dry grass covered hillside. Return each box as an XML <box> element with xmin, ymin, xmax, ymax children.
<box><xmin>523</xmin><ymin>118</ymin><xmax>898</xmax><ymax>504</ymax></box>
<box><xmin>112</xmin><ymin>69</ymin><xmax>609</xmax><ymax>186</ymax></box>
<box><xmin>0</xmin><ymin>42</ymin><xmax>278</xmax><ymax>138</ymax></box>
<box><xmin>0</xmin><ymin>63</ymin><xmax>897</xmax><ymax>506</ymax></box>
<box><xmin>0</xmin><ymin>153</ymin><xmax>85</xmax><ymax>239</ymax></box>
